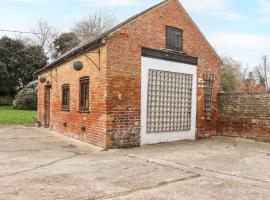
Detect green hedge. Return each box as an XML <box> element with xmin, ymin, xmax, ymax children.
<box><xmin>0</xmin><ymin>96</ymin><xmax>13</xmax><ymax>106</ymax></box>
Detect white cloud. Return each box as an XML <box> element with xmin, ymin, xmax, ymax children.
<box><xmin>180</xmin><ymin>0</ymin><xmax>228</xmax><ymax>13</ymax></box>
<box><xmin>257</xmin><ymin>0</ymin><xmax>270</xmax><ymax>23</ymax></box>
<box><xmin>179</xmin><ymin>0</ymin><xmax>244</xmax><ymax>20</ymax></box>
<box><xmin>259</xmin><ymin>17</ymin><xmax>270</xmax><ymax>23</ymax></box>
<box><xmin>207</xmin><ymin>32</ymin><xmax>270</xmax><ymax>66</ymax></box>
<box><xmin>210</xmin><ymin>32</ymin><xmax>270</xmax><ymax>50</ymax></box>
<box><xmin>10</xmin><ymin>0</ymin><xmax>139</xmax><ymax>6</ymax></box>
<box><xmin>77</xmin><ymin>0</ymin><xmax>139</xmax><ymax>7</ymax></box>
<box><xmin>10</xmin><ymin>0</ymin><xmax>49</xmax><ymax>3</ymax></box>
<box><xmin>258</xmin><ymin>0</ymin><xmax>270</xmax><ymax>13</ymax></box>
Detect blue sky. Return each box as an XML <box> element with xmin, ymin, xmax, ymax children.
<box><xmin>1</xmin><ymin>0</ymin><xmax>270</xmax><ymax>68</ymax></box>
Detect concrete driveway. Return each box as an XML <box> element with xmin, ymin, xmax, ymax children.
<box><xmin>1</xmin><ymin>126</ymin><xmax>270</xmax><ymax>200</ymax></box>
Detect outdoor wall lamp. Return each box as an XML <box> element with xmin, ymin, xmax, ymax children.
<box><xmin>73</xmin><ymin>61</ymin><xmax>84</xmax><ymax>71</ymax></box>
<box><xmin>39</xmin><ymin>76</ymin><xmax>46</xmax><ymax>83</ymax></box>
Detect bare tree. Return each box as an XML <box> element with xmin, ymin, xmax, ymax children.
<box><xmin>255</xmin><ymin>55</ymin><xmax>270</xmax><ymax>91</ymax></box>
<box><xmin>255</xmin><ymin>66</ymin><xmax>266</xmax><ymax>85</ymax></box>
<box><xmin>73</xmin><ymin>10</ymin><xmax>116</xmax><ymax>41</ymax></box>
<box><xmin>242</xmin><ymin>64</ymin><xmax>252</xmax><ymax>91</ymax></box>
<box><xmin>32</xmin><ymin>18</ymin><xmax>58</xmax><ymax>58</ymax></box>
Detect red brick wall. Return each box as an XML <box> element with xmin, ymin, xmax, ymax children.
<box><xmin>38</xmin><ymin>47</ymin><xmax>108</xmax><ymax>148</ymax></box>
<box><xmin>218</xmin><ymin>92</ymin><xmax>270</xmax><ymax>143</ymax></box>
<box><xmin>105</xmin><ymin>0</ymin><xmax>222</xmax><ymax>147</ymax></box>
<box><xmin>37</xmin><ymin>0</ymin><xmax>221</xmax><ymax>148</ymax></box>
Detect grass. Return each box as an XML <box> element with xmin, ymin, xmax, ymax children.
<box><xmin>0</xmin><ymin>106</ymin><xmax>37</xmax><ymax>125</ymax></box>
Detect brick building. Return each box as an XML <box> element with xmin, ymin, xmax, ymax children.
<box><xmin>35</xmin><ymin>0</ymin><xmax>222</xmax><ymax>148</ymax></box>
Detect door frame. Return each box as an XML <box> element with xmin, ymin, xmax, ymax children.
<box><xmin>140</xmin><ymin>56</ymin><xmax>197</xmax><ymax>145</ymax></box>
<box><xmin>44</xmin><ymin>85</ymin><xmax>51</xmax><ymax>128</ymax></box>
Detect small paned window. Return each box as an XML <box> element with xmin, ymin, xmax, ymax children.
<box><xmin>204</xmin><ymin>72</ymin><xmax>215</xmax><ymax>120</ymax></box>
<box><xmin>62</xmin><ymin>84</ymin><xmax>70</xmax><ymax>111</ymax></box>
<box><xmin>166</xmin><ymin>26</ymin><xmax>183</xmax><ymax>51</ymax></box>
<box><xmin>79</xmin><ymin>77</ymin><xmax>90</xmax><ymax>112</ymax></box>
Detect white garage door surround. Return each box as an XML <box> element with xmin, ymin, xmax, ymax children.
<box><xmin>141</xmin><ymin>56</ymin><xmax>197</xmax><ymax>145</ymax></box>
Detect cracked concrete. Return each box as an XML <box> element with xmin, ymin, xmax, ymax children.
<box><xmin>1</xmin><ymin>153</ymin><xmax>81</xmax><ymax>178</ymax></box>
<box><xmin>1</xmin><ymin>126</ymin><xmax>270</xmax><ymax>199</ymax></box>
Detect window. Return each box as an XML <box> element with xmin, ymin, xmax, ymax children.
<box><xmin>79</xmin><ymin>77</ymin><xmax>89</xmax><ymax>112</ymax></box>
<box><xmin>204</xmin><ymin>72</ymin><xmax>215</xmax><ymax>121</ymax></box>
<box><xmin>62</xmin><ymin>84</ymin><xmax>70</xmax><ymax>111</ymax></box>
<box><xmin>166</xmin><ymin>26</ymin><xmax>183</xmax><ymax>51</ymax></box>
<box><xmin>147</xmin><ymin>70</ymin><xmax>193</xmax><ymax>133</ymax></box>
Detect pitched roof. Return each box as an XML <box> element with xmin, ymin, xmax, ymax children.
<box><xmin>35</xmin><ymin>0</ymin><xmax>222</xmax><ymax>76</ymax></box>
<box><xmin>35</xmin><ymin>0</ymin><xmax>169</xmax><ymax>75</ymax></box>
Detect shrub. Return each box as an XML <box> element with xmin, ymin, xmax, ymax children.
<box><xmin>0</xmin><ymin>62</ymin><xmax>10</xmax><ymax>96</ymax></box>
<box><xmin>13</xmin><ymin>80</ymin><xmax>38</xmax><ymax>110</ymax></box>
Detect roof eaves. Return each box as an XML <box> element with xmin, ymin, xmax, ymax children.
<box><xmin>34</xmin><ymin>36</ymin><xmax>105</xmax><ymax>76</ymax></box>
<box><xmin>35</xmin><ymin>0</ymin><xmax>169</xmax><ymax>76</ymax></box>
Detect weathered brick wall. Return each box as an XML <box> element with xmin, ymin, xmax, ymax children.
<box><xmin>105</xmin><ymin>0</ymin><xmax>222</xmax><ymax>147</ymax></box>
<box><xmin>37</xmin><ymin>0</ymin><xmax>222</xmax><ymax>149</ymax></box>
<box><xmin>218</xmin><ymin>92</ymin><xmax>270</xmax><ymax>142</ymax></box>
<box><xmin>38</xmin><ymin>46</ymin><xmax>108</xmax><ymax>148</ymax></box>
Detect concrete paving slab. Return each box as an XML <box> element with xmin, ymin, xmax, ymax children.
<box><xmin>109</xmin><ymin>176</ymin><xmax>270</xmax><ymax>200</ymax></box>
<box><xmin>122</xmin><ymin>137</ymin><xmax>270</xmax><ymax>183</ymax></box>
<box><xmin>0</xmin><ymin>126</ymin><xmax>270</xmax><ymax>200</ymax></box>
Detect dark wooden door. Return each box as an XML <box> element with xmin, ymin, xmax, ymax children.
<box><xmin>44</xmin><ymin>87</ymin><xmax>51</xmax><ymax>128</ymax></box>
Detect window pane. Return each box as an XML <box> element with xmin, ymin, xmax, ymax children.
<box><xmin>66</xmin><ymin>89</ymin><xmax>69</xmax><ymax>106</ymax></box>
<box><xmin>86</xmin><ymin>83</ymin><xmax>89</xmax><ymax>108</ymax></box>
<box><xmin>170</xmin><ymin>30</ymin><xmax>174</xmax><ymax>50</ymax></box>
<box><xmin>80</xmin><ymin>83</ymin><xmax>84</xmax><ymax>107</ymax></box>
<box><xmin>167</xmin><ymin>27</ymin><xmax>171</xmax><ymax>49</ymax></box>
<box><xmin>175</xmin><ymin>32</ymin><xmax>181</xmax><ymax>51</ymax></box>
<box><xmin>83</xmin><ymin>83</ymin><xmax>86</xmax><ymax>107</ymax></box>
<box><xmin>166</xmin><ymin>29</ymin><xmax>171</xmax><ymax>49</ymax></box>
<box><xmin>64</xmin><ymin>89</ymin><xmax>66</xmax><ymax>105</ymax></box>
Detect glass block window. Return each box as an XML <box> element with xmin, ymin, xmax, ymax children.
<box><xmin>147</xmin><ymin>69</ymin><xmax>193</xmax><ymax>133</ymax></box>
